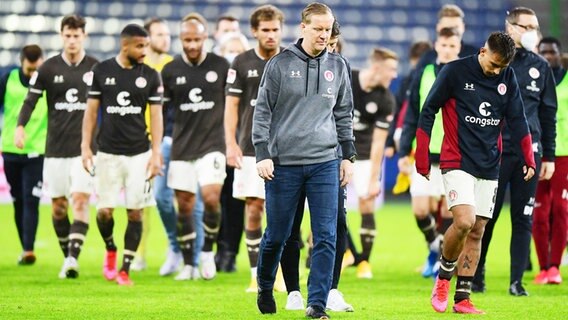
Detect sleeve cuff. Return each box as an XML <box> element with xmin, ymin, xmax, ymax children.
<box><xmin>340</xmin><ymin>141</ymin><xmax>357</xmax><ymax>159</ymax></box>
<box><xmin>255</xmin><ymin>142</ymin><xmax>271</xmax><ymax>162</ymax></box>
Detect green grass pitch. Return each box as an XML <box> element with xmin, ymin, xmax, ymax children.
<box><xmin>0</xmin><ymin>202</ymin><xmax>566</xmax><ymax>319</ymax></box>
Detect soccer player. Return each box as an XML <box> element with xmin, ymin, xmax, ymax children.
<box><xmin>417</xmin><ymin>4</ymin><xmax>477</xmax><ymax>68</ymax></box>
<box><xmin>532</xmin><ymin>37</ymin><xmax>567</xmax><ymax>285</ymax></box>
<box><xmin>130</xmin><ymin>17</ymin><xmax>174</xmax><ymax>273</ymax></box>
<box><xmin>398</xmin><ymin>27</ymin><xmax>462</xmax><ymax>278</ymax></box>
<box><xmin>347</xmin><ymin>47</ymin><xmax>398</xmax><ymax>279</ymax></box>
<box><xmin>161</xmin><ymin>13</ymin><xmax>228</xmax><ymax>281</ymax></box>
<box><xmin>0</xmin><ymin>44</ymin><xmax>46</xmax><ymax>265</ymax></box>
<box><xmin>253</xmin><ymin>3</ymin><xmax>355</xmax><ymax>318</ymax></box>
<box><xmin>421</xmin><ymin>31</ymin><xmax>535</xmax><ymax>314</ymax></box>
<box><xmin>475</xmin><ymin>7</ymin><xmax>557</xmax><ymax>296</ymax></box>
<box><xmin>15</xmin><ymin>15</ymin><xmax>98</xmax><ymax>278</ymax></box>
<box><xmin>214</xmin><ymin>14</ymin><xmax>246</xmax><ymax>274</ymax></box>
<box><xmin>81</xmin><ymin>24</ymin><xmax>163</xmax><ymax>286</ymax></box>
<box><xmin>211</xmin><ymin>15</ymin><xmax>240</xmax><ymax>55</ymax></box>
<box><xmin>224</xmin><ymin>4</ymin><xmax>284</xmax><ymax>291</ymax></box>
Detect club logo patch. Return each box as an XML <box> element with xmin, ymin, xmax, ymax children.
<box><xmin>226</xmin><ymin>69</ymin><xmax>236</xmax><ymax>84</ymax></box>
<box><xmin>365</xmin><ymin>102</ymin><xmax>378</xmax><ymax>114</ymax></box>
<box><xmin>529</xmin><ymin>67</ymin><xmax>540</xmax><ymax>79</ymax></box>
<box><xmin>83</xmin><ymin>71</ymin><xmax>93</xmax><ymax>85</ymax></box>
<box><xmin>135</xmin><ymin>77</ymin><xmax>147</xmax><ymax>88</ymax></box>
<box><xmin>497</xmin><ymin>83</ymin><xmax>507</xmax><ymax>95</ymax></box>
<box><xmin>324</xmin><ymin>70</ymin><xmax>334</xmax><ymax>82</ymax></box>
<box><xmin>448</xmin><ymin>190</ymin><xmax>458</xmax><ymax>201</ymax></box>
<box><xmin>206</xmin><ymin>71</ymin><xmax>218</xmax><ymax>83</ymax></box>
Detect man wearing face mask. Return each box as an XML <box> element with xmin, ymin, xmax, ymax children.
<box><xmin>474</xmin><ymin>7</ymin><xmax>557</xmax><ymax>296</ymax></box>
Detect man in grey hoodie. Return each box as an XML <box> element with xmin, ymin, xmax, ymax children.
<box><xmin>252</xmin><ymin>3</ymin><xmax>356</xmax><ymax>319</ymax></box>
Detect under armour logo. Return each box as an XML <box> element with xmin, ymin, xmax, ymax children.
<box><xmin>248</xmin><ymin>69</ymin><xmax>259</xmax><ymax>78</ymax></box>
<box><xmin>53</xmin><ymin>75</ymin><xmax>64</xmax><ymax>83</ymax></box>
<box><xmin>290</xmin><ymin>71</ymin><xmax>301</xmax><ymax>78</ymax></box>
<box><xmin>464</xmin><ymin>83</ymin><xmax>474</xmax><ymax>91</ymax></box>
<box><xmin>176</xmin><ymin>76</ymin><xmax>186</xmax><ymax>85</ymax></box>
<box><xmin>105</xmin><ymin>77</ymin><xmax>116</xmax><ymax>85</ymax></box>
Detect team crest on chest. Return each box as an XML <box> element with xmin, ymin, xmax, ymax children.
<box><xmin>324</xmin><ymin>70</ymin><xmax>334</xmax><ymax>82</ymax></box>
<box><xmin>206</xmin><ymin>71</ymin><xmax>218</xmax><ymax>83</ymax></box>
<box><xmin>135</xmin><ymin>77</ymin><xmax>147</xmax><ymax>88</ymax></box>
<box><xmin>528</xmin><ymin>67</ymin><xmax>540</xmax><ymax>79</ymax></box>
<box><xmin>83</xmin><ymin>71</ymin><xmax>93</xmax><ymax>85</ymax></box>
<box><xmin>497</xmin><ymin>83</ymin><xmax>507</xmax><ymax>95</ymax></box>
<box><xmin>365</xmin><ymin>102</ymin><xmax>378</xmax><ymax>114</ymax></box>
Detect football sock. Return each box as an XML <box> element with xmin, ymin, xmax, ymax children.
<box><xmin>454</xmin><ymin>276</ymin><xmax>473</xmax><ymax>302</ymax></box>
<box><xmin>53</xmin><ymin>215</ymin><xmax>71</xmax><ymax>257</ymax></box>
<box><xmin>416</xmin><ymin>214</ymin><xmax>437</xmax><ymax>244</ymax></box>
<box><xmin>203</xmin><ymin>210</ymin><xmax>220</xmax><ymax>252</ymax></box>
<box><xmin>438</xmin><ymin>255</ymin><xmax>457</xmax><ymax>280</ymax></box>
<box><xmin>97</xmin><ymin>215</ymin><xmax>117</xmax><ymax>251</ymax></box>
<box><xmin>360</xmin><ymin>213</ymin><xmax>376</xmax><ymax>261</ymax></box>
<box><xmin>177</xmin><ymin>214</ymin><xmax>195</xmax><ymax>266</ymax></box>
<box><xmin>121</xmin><ymin>220</ymin><xmax>142</xmax><ymax>273</ymax></box>
<box><xmin>245</xmin><ymin>228</ymin><xmax>262</xmax><ymax>268</ymax></box>
<box><xmin>68</xmin><ymin>221</ymin><xmax>89</xmax><ymax>259</ymax></box>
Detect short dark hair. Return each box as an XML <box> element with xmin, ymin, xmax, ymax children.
<box><xmin>144</xmin><ymin>17</ymin><xmax>166</xmax><ymax>33</ymax></box>
<box><xmin>60</xmin><ymin>14</ymin><xmax>86</xmax><ymax>32</ymax></box>
<box><xmin>487</xmin><ymin>31</ymin><xmax>516</xmax><ymax>64</ymax></box>
<box><xmin>20</xmin><ymin>44</ymin><xmax>43</xmax><ymax>63</ymax></box>
<box><xmin>331</xmin><ymin>18</ymin><xmax>341</xmax><ymax>38</ymax></box>
<box><xmin>409</xmin><ymin>41</ymin><xmax>432</xmax><ymax>60</ymax></box>
<box><xmin>539</xmin><ymin>36</ymin><xmax>561</xmax><ymax>51</ymax></box>
<box><xmin>506</xmin><ymin>7</ymin><xmax>536</xmax><ymax>25</ymax></box>
<box><xmin>216</xmin><ymin>15</ymin><xmax>238</xmax><ymax>30</ymax></box>
<box><xmin>250</xmin><ymin>5</ymin><xmax>284</xmax><ymax>30</ymax></box>
<box><xmin>121</xmin><ymin>24</ymin><xmax>148</xmax><ymax>38</ymax></box>
<box><xmin>438</xmin><ymin>27</ymin><xmax>460</xmax><ymax>39</ymax></box>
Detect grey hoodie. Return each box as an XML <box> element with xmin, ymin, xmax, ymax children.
<box><xmin>252</xmin><ymin>39</ymin><xmax>356</xmax><ymax>165</ymax></box>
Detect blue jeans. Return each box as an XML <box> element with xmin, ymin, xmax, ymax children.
<box><xmin>258</xmin><ymin>159</ymin><xmax>339</xmax><ymax>309</ymax></box>
<box><xmin>154</xmin><ymin>137</ymin><xmax>204</xmax><ymax>265</ymax></box>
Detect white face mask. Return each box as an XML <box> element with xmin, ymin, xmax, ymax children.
<box><xmin>520</xmin><ymin>30</ymin><xmax>539</xmax><ymax>51</ymax></box>
<box><xmin>224</xmin><ymin>53</ymin><xmax>238</xmax><ymax>64</ymax></box>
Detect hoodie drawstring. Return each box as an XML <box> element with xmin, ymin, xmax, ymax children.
<box><xmin>305</xmin><ymin>61</ymin><xmax>309</xmax><ymax>97</ymax></box>
<box><xmin>316</xmin><ymin>59</ymin><xmax>320</xmax><ymax>94</ymax></box>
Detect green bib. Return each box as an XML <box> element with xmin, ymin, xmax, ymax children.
<box><xmin>555</xmin><ymin>72</ymin><xmax>568</xmax><ymax>156</ymax></box>
<box><xmin>412</xmin><ymin>64</ymin><xmax>444</xmax><ymax>154</ymax></box>
<box><xmin>1</xmin><ymin>69</ymin><xmax>47</xmax><ymax>154</ymax></box>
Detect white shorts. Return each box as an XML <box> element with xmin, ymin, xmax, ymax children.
<box><xmin>350</xmin><ymin>160</ymin><xmax>372</xmax><ymax>197</ymax></box>
<box><xmin>410</xmin><ymin>163</ymin><xmax>445</xmax><ymax>197</ymax></box>
<box><xmin>43</xmin><ymin>156</ymin><xmax>94</xmax><ymax>198</ymax></box>
<box><xmin>95</xmin><ymin>151</ymin><xmax>153</xmax><ymax>210</ymax></box>
<box><xmin>442</xmin><ymin>169</ymin><xmax>498</xmax><ymax>219</ymax></box>
<box><xmin>168</xmin><ymin>151</ymin><xmax>227</xmax><ymax>193</ymax></box>
<box><xmin>233</xmin><ymin>156</ymin><xmax>265</xmax><ymax>200</ymax></box>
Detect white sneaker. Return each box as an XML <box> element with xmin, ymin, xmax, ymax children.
<box><xmin>130</xmin><ymin>257</ymin><xmax>147</xmax><ymax>271</ymax></box>
<box><xmin>159</xmin><ymin>250</ymin><xmax>182</xmax><ymax>276</ymax></box>
<box><xmin>326</xmin><ymin>289</ymin><xmax>354</xmax><ymax>312</ymax></box>
<box><xmin>200</xmin><ymin>251</ymin><xmax>216</xmax><ymax>280</ymax></box>
<box><xmin>58</xmin><ymin>258</ymin><xmax>67</xmax><ymax>279</ymax></box>
<box><xmin>65</xmin><ymin>256</ymin><xmax>79</xmax><ymax>278</ymax></box>
<box><xmin>191</xmin><ymin>266</ymin><xmax>201</xmax><ymax>280</ymax></box>
<box><xmin>285</xmin><ymin>291</ymin><xmax>305</xmax><ymax>310</ymax></box>
<box><xmin>174</xmin><ymin>265</ymin><xmax>193</xmax><ymax>281</ymax></box>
